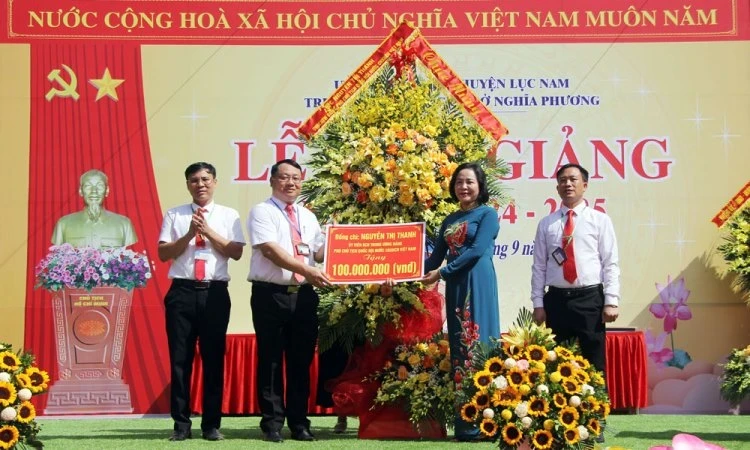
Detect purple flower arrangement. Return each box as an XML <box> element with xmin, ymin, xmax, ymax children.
<box><xmin>35</xmin><ymin>244</ymin><xmax>151</xmax><ymax>292</ymax></box>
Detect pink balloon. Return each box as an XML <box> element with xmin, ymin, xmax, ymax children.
<box><xmin>648</xmin><ymin>446</ymin><xmax>672</xmax><ymax>450</ymax></box>
<box><xmin>672</xmin><ymin>433</ymin><xmax>726</xmax><ymax>450</ymax></box>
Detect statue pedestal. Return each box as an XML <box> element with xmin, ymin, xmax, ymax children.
<box><xmin>45</xmin><ymin>287</ymin><xmax>134</xmax><ymax>414</ymax></box>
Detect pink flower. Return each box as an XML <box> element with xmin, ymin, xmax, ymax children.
<box><xmin>645</xmin><ymin>329</ymin><xmax>674</xmax><ymax>366</ymax></box>
<box><xmin>649</xmin><ymin>275</ymin><xmax>692</xmax><ymax>333</ymax></box>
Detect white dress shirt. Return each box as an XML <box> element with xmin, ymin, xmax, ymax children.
<box><xmin>158</xmin><ymin>202</ymin><xmax>246</xmax><ymax>281</ymax></box>
<box><xmin>531</xmin><ymin>202</ymin><xmax>620</xmax><ymax>308</ymax></box>
<box><xmin>247</xmin><ymin>197</ymin><xmax>323</xmax><ymax>285</ymax></box>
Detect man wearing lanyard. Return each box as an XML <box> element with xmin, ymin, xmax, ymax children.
<box><xmin>247</xmin><ymin>159</ymin><xmax>331</xmax><ymax>443</ymax></box>
<box><xmin>530</xmin><ymin>163</ymin><xmax>620</xmax><ymax>375</ymax></box>
<box><xmin>158</xmin><ymin>162</ymin><xmax>246</xmax><ymax>442</ymax></box>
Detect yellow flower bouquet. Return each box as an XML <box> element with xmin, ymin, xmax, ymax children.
<box><xmin>719</xmin><ymin>344</ymin><xmax>750</xmax><ymax>409</ymax></box>
<box><xmin>456</xmin><ymin>310</ymin><xmax>611</xmax><ymax>449</ymax></box>
<box><xmin>0</xmin><ymin>343</ymin><xmax>49</xmax><ymax>450</ymax></box>
<box><xmin>300</xmin><ymin>62</ymin><xmax>508</xmax><ymax>352</ymax></box>
<box><xmin>371</xmin><ymin>333</ymin><xmax>455</xmax><ymax>430</ymax></box>
<box><xmin>718</xmin><ymin>206</ymin><xmax>750</xmax><ymax>302</ymax></box>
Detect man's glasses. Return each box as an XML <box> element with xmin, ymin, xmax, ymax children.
<box><xmin>274</xmin><ymin>175</ymin><xmax>302</xmax><ymax>184</ymax></box>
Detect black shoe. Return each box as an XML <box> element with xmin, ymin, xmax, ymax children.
<box><xmin>291</xmin><ymin>429</ymin><xmax>315</xmax><ymax>441</ymax></box>
<box><xmin>263</xmin><ymin>430</ymin><xmax>284</xmax><ymax>443</ymax></box>
<box><xmin>168</xmin><ymin>429</ymin><xmax>192</xmax><ymax>441</ymax></box>
<box><xmin>202</xmin><ymin>429</ymin><xmax>224</xmax><ymax>441</ymax></box>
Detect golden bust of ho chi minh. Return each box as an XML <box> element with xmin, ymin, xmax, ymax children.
<box><xmin>51</xmin><ymin>169</ymin><xmax>138</xmax><ymax>249</ymax></box>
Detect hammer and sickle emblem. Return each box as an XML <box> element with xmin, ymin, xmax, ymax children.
<box><xmin>45</xmin><ymin>64</ymin><xmax>79</xmax><ymax>101</ymax></box>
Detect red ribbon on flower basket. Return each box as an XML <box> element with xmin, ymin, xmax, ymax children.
<box><xmin>381</xmin><ymin>287</ymin><xmax>444</xmax><ymax>342</ymax></box>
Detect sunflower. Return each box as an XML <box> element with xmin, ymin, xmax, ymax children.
<box><xmin>559</xmin><ymin>406</ymin><xmax>580</xmax><ymax>429</ymax></box>
<box><xmin>0</xmin><ymin>352</ymin><xmax>20</xmax><ymax>372</ymax></box>
<box><xmin>492</xmin><ymin>386</ymin><xmax>520</xmax><ymax>407</ymax></box>
<box><xmin>572</xmin><ymin>355</ymin><xmax>591</xmax><ymax>370</ymax></box>
<box><xmin>472</xmin><ymin>370</ymin><xmax>493</xmax><ymax>390</ymax></box>
<box><xmin>473</xmin><ymin>392</ymin><xmax>491</xmax><ymax>409</ymax></box>
<box><xmin>460</xmin><ymin>402</ymin><xmax>479</xmax><ymax>422</ymax></box>
<box><xmin>557</xmin><ymin>362</ymin><xmax>576</xmax><ymax>378</ymax></box>
<box><xmin>15</xmin><ymin>373</ymin><xmax>31</xmax><ymax>390</ymax></box>
<box><xmin>599</xmin><ymin>401</ymin><xmax>611</xmax><ymax>418</ymax></box>
<box><xmin>591</xmin><ymin>372</ymin><xmax>606</xmax><ymax>386</ymax></box>
<box><xmin>587</xmin><ymin>417</ymin><xmax>601</xmax><ymax>436</ymax></box>
<box><xmin>525</xmin><ymin>344</ymin><xmax>547</xmax><ymax>362</ymax></box>
<box><xmin>552</xmin><ymin>392</ymin><xmax>568</xmax><ymax>408</ymax></box>
<box><xmin>0</xmin><ymin>425</ymin><xmax>19</xmax><ymax>450</ymax></box>
<box><xmin>579</xmin><ymin>397</ymin><xmax>595</xmax><ymax>412</ymax></box>
<box><xmin>25</xmin><ymin>367</ymin><xmax>50</xmax><ymax>393</ymax></box>
<box><xmin>17</xmin><ymin>401</ymin><xmax>36</xmax><ymax>423</ymax></box>
<box><xmin>528</xmin><ymin>396</ymin><xmax>550</xmax><ymax>417</ymax></box>
<box><xmin>0</xmin><ymin>381</ymin><xmax>17</xmax><ymax>407</ymax></box>
<box><xmin>561</xmin><ymin>378</ymin><xmax>580</xmax><ymax>395</ymax></box>
<box><xmin>532</xmin><ymin>429</ymin><xmax>554</xmax><ymax>450</ymax></box>
<box><xmin>503</xmin><ymin>342</ymin><xmax>524</xmax><ymax>359</ymax></box>
<box><xmin>574</xmin><ymin>369</ymin><xmax>591</xmax><ymax>384</ymax></box>
<box><xmin>527</xmin><ymin>367</ymin><xmax>545</xmax><ymax>385</ymax></box>
<box><xmin>563</xmin><ymin>427</ymin><xmax>580</xmax><ymax>445</ymax></box>
<box><xmin>479</xmin><ymin>418</ymin><xmax>498</xmax><ymax>437</ymax></box>
<box><xmin>501</xmin><ymin>423</ymin><xmax>523</xmax><ymax>446</ymax></box>
<box><xmin>484</xmin><ymin>357</ymin><xmax>503</xmax><ymax>375</ymax></box>
<box><xmin>506</xmin><ymin>367</ymin><xmax>526</xmax><ymax>387</ymax></box>
<box><xmin>554</xmin><ymin>346</ymin><xmax>574</xmax><ymax>360</ymax></box>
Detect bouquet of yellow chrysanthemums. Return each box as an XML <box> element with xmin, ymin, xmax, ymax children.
<box><xmin>718</xmin><ymin>206</ymin><xmax>750</xmax><ymax>303</ymax></box>
<box><xmin>371</xmin><ymin>333</ymin><xmax>455</xmax><ymax>430</ymax></box>
<box><xmin>300</xmin><ymin>61</ymin><xmax>508</xmax><ymax>352</ymax></box>
<box><xmin>456</xmin><ymin>310</ymin><xmax>610</xmax><ymax>449</ymax></box>
<box><xmin>720</xmin><ymin>344</ymin><xmax>750</xmax><ymax>409</ymax></box>
<box><xmin>0</xmin><ymin>342</ymin><xmax>50</xmax><ymax>450</ymax></box>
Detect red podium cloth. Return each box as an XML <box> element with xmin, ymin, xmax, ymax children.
<box><xmin>187</xmin><ymin>329</ymin><xmax>646</xmax><ymax>415</ymax></box>
<box><xmin>605</xmin><ymin>330</ymin><xmax>648</xmax><ymax>410</ymax></box>
<box><xmin>189</xmin><ymin>334</ymin><xmax>333</xmax><ymax>415</ymax></box>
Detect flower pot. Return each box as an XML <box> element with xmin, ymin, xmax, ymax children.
<box><xmin>44</xmin><ymin>286</ymin><xmax>134</xmax><ymax>414</ymax></box>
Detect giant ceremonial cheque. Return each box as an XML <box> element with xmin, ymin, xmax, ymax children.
<box><xmin>2</xmin><ymin>0</ymin><xmax>750</xmax><ymax>449</ymax></box>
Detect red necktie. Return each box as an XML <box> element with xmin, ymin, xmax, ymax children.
<box><xmin>194</xmin><ymin>209</ymin><xmax>207</xmax><ymax>281</ymax></box>
<box><xmin>285</xmin><ymin>204</ymin><xmax>306</xmax><ymax>283</ymax></box>
<box><xmin>562</xmin><ymin>209</ymin><xmax>578</xmax><ymax>283</ymax></box>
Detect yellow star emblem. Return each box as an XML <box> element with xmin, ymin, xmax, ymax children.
<box><xmin>89</xmin><ymin>68</ymin><xmax>124</xmax><ymax>101</ymax></box>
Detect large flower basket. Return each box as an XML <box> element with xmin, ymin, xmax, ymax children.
<box><xmin>45</xmin><ymin>286</ymin><xmax>135</xmax><ymax>414</ymax></box>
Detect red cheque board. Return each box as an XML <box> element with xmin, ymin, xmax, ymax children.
<box><xmin>324</xmin><ymin>223</ymin><xmax>425</xmax><ymax>283</ymax></box>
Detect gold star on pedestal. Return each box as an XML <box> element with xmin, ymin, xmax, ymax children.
<box><xmin>89</xmin><ymin>68</ymin><xmax>125</xmax><ymax>101</ymax></box>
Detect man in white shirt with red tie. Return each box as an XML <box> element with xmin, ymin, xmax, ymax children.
<box><xmin>531</xmin><ymin>163</ymin><xmax>620</xmax><ymax>375</ymax></box>
<box><xmin>158</xmin><ymin>162</ymin><xmax>246</xmax><ymax>442</ymax></box>
<box><xmin>247</xmin><ymin>159</ymin><xmax>331</xmax><ymax>443</ymax></box>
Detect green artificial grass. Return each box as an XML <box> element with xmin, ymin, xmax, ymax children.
<box><xmin>35</xmin><ymin>414</ymin><xmax>750</xmax><ymax>449</ymax></box>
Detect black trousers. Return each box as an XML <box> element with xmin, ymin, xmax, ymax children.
<box><xmin>165</xmin><ymin>280</ymin><xmax>231</xmax><ymax>432</ymax></box>
<box><xmin>251</xmin><ymin>282</ymin><xmax>319</xmax><ymax>433</ymax></box>
<box><xmin>543</xmin><ymin>284</ymin><xmax>607</xmax><ymax>374</ymax></box>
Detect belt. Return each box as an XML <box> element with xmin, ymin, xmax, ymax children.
<box><xmin>252</xmin><ymin>280</ymin><xmax>309</xmax><ymax>294</ymax></box>
<box><xmin>172</xmin><ymin>278</ymin><xmax>228</xmax><ymax>290</ymax></box>
<box><xmin>548</xmin><ymin>284</ymin><xmax>602</xmax><ymax>297</ymax></box>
